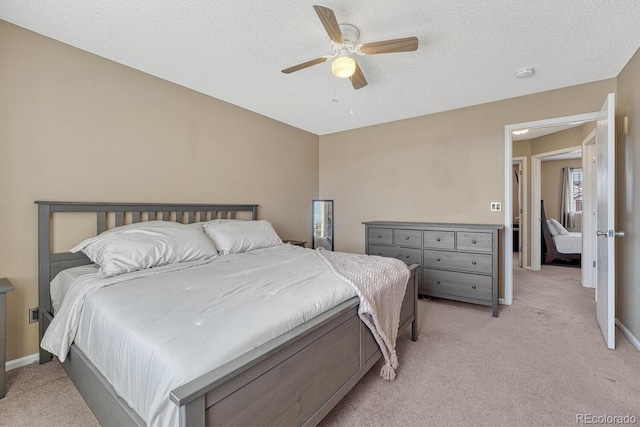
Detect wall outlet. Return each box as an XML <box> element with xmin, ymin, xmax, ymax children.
<box><xmin>490</xmin><ymin>202</ymin><xmax>502</xmax><ymax>212</ymax></box>
<box><xmin>29</xmin><ymin>307</ymin><xmax>39</xmax><ymax>324</ymax></box>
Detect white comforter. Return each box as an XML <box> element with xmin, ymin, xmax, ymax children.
<box><xmin>42</xmin><ymin>245</ymin><xmax>356</xmax><ymax>426</ymax></box>
<box><xmin>554</xmin><ymin>232</ymin><xmax>582</xmax><ymax>254</ymax></box>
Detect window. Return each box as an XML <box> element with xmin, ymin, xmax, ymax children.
<box><xmin>571</xmin><ymin>168</ymin><xmax>583</xmax><ymax>212</ymax></box>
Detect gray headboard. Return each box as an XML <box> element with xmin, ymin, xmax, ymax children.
<box><xmin>35</xmin><ymin>201</ymin><xmax>258</xmax><ymax>363</ymax></box>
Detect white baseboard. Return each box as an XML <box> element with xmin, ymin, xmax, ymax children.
<box><xmin>616</xmin><ymin>319</ymin><xmax>640</xmax><ymax>351</ymax></box>
<box><xmin>6</xmin><ymin>353</ymin><xmax>39</xmax><ymax>371</ymax></box>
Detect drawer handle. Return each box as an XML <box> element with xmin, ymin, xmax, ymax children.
<box><xmin>472</xmin><ymin>261</ymin><xmax>477</xmax><ymax>265</ymax></box>
<box><xmin>377</xmin><ymin>234</ymin><xmax>382</xmax><ymax>238</ymax></box>
<box><xmin>472</xmin><ymin>285</ymin><xmax>477</xmax><ymax>289</ymax></box>
<box><xmin>436</xmin><ymin>237</ymin><xmax>441</xmax><ymax>242</ymax></box>
<box><xmin>436</xmin><ymin>280</ymin><xmax>441</xmax><ymax>284</ymax></box>
<box><xmin>436</xmin><ymin>257</ymin><xmax>441</xmax><ymax>262</ymax></box>
<box><xmin>405</xmin><ymin>236</ymin><xmax>410</xmax><ymax>240</ymax></box>
<box><xmin>472</xmin><ymin>239</ymin><xmax>477</xmax><ymax>244</ymax></box>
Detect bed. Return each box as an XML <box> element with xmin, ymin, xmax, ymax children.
<box><xmin>36</xmin><ymin>201</ymin><xmax>418</xmax><ymax>426</ymax></box>
<box><xmin>540</xmin><ymin>200</ymin><xmax>581</xmax><ymax>265</ymax></box>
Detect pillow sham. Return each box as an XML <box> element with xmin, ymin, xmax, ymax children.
<box><xmin>550</xmin><ymin>218</ymin><xmax>570</xmax><ymax>235</ymax></box>
<box><xmin>202</xmin><ymin>220</ymin><xmax>282</xmax><ymax>254</ymax></box>
<box><xmin>71</xmin><ymin>221</ymin><xmax>217</xmax><ymax>277</ymax></box>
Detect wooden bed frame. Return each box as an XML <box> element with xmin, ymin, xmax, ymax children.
<box><xmin>36</xmin><ymin>201</ymin><xmax>418</xmax><ymax>426</ymax></box>
<box><xmin>540</xmin><ymin>200</ymin><xmax>581</xmax><ymax>265</ymax></box>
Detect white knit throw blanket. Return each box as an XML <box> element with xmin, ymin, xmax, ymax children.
<box><xmin>316</xmin><ymin>248</ymin><xmax>410</xmax><ymax>380</ymax></box>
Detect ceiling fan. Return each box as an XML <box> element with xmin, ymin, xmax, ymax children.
<box><xmin>281</xmin><ymin>5</ymin><xmax>419</xmax><ymax>90</ymax></box>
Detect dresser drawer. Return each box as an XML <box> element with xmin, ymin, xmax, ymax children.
<box><xmin>395</xmin><ymin>247</ymin><xmax>422</xmax><ymax>265</ymax></box>
<box><xmin>423</xmin><ymin>249</ymin><xmax>493</xmax><ymax>274</ymax></box>
<box><xmin>368</xmin><ymin>228</ymin><xmax>393</xmax><ymax>245</ymax></box>
<box><xmin>423</xmin><ymin>231</ymin><xmax>455</xmax><ymax>249</ymax></box>
<box><xmin>394</xmin><ymin>229</ymin><xmax>422</xmax><ymax>247</ymax></box>
<box><xmin>368</xmin><ymin>244</ymin><xmax>397</xmax><ymax>258</ymax></box>
<box><xmin>369</xmin><ymin>245</ymin><xmax>421</xmax><ymax>266</ymax></box>
<box><xmin>422</xmin><ymin>269</ymin><xmax>492</xmax><ymax>302</ymax></box>
<box><xmin>456</xmin><ymin>231</ymin><xmax>493</xmax><ymax>252</ymax></box>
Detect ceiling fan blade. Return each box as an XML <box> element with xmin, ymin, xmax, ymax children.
<box><xmin>313</xmin><ymin>5</ymin><xmax>344</xmax><ymax>44</ymax></box>
<box><xmin>350</xmin><ymin>61</ymin><xmax>367</xmax><ymax>90</ymax></box>
<box><xmin>281</xmin><ymin>57</ymin><xmax>328</xmax><ymax>74</ymax></box>
<box><xmin>360</xmin><ymin>37</ymin><xmax>419</xmax><ymax>55</ymax></box>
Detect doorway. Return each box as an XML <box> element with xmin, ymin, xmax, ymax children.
<box><xmin>503</xmin><ymin>93</ymin><xmax>617</xmax><ymax>349</ymax></box>
<box><xmin>503</xmin><ymin>110</ymin><xmax>602</xmax><ymax>305</ymax></box>
<box><xmin>528</xmin><ymin>131</ymin><xmax>597</xmax><ymax>289</ymax></box>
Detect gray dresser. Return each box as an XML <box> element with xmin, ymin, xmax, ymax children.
<box><xmin>363</xmin><ymin>221</ymin><xmax>503</xmax><ymax>317</ymax></box>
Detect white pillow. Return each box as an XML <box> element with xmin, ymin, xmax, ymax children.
<box><xmin>200</xmin><ymin>219</ymin><xmax>242</xmax><ymax>226</ymax></box>
<box><xmin>546</xmin><ymin>220</ymin><xmax>560</xmax><ymax>236</ymax></box>
<box><xmin>71</xmin><ymin>221</ymin><xmax>217</xmax><ymax>277</ymax></box>
<box><xmin>202</xmin><ymin>220</ymin><xmax>282</xmax><ymax>254</ymax></box>
<box><xmin>550</xmin><ymin>218</ymin><xmax>570</xmax><ymax>235</ymax></box>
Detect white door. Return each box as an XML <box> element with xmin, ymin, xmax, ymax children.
<box><xmin>596</xmin><ymin>93</ymin><xmax>618</xmax><ymax>349</ymax></box>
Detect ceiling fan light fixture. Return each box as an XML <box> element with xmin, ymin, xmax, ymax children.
<box><xmin>281</xmin><ymin>5</ymin><xmax>417</xmax><ymax>89</ymax></box>
<box><xmin>332</xmin><ymin>56</ymin><xmax>356</xmax><ymax>78</ymax></box>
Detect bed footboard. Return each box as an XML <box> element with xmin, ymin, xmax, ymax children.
<box><xmin>173</xmin><ymin>265</ymin><xmax>419</xmax><ymax>426</ymax></box>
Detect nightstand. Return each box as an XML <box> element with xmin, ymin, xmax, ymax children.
<box><xmin>0</xmin><ymin>278</ymin><xmax>14</xmax><ymax>399</ymax></box>
<box><xmin>283</xmin><ymin>240</ymin><xmax>307</xmax><ymax>248</ymax></box>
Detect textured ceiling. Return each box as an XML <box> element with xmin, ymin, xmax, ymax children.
<box><xmin>1</xmin><ymin>1</ymin><xmax>639</xmax><ymax>135</ymax></box>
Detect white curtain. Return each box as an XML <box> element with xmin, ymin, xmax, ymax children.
<box><xmin>560</xmin><ymin>167</ymin><xmax>575</xmax><ymax>229</ymax></box>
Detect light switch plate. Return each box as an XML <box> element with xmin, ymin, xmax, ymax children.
<box><xmin>490</xmin><ymin>202</ymin><xmax>502</xmax><ymax>212</ymax></box>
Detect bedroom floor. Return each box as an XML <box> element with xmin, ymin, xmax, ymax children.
<box><xmin>0</xmin><ymin>357</ymin><xmax>98</xmax><ymax>426</ymax></box>
<box><xmin>321</xmin><ymin>261</ymin><xmax>640</xmax><ymax>426</ymax></box>
<box><xmin>2</xmin><ymin>262</ymin><xmax>639</xmax><ymax>426</ymax></box>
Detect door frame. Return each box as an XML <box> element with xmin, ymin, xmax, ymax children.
<box><xmin>581</xmin><ymin>129</ymin><xmax>597</xmax><ymax>288</ymax></box>
<box><xmin>512</xmin><ymin>156</ymin><xmax>528</xmax><ymax>269</ymax></box>
<box><xmin>504</xmin><ymin>111</ymin><xmax>602</xmax><ymax>305</ymax></box>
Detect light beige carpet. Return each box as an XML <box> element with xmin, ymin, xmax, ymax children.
<box><xmin>321</xmin><ymin>264</ymin><xmax>640</xmax><ymax>426</ymax></box>
<box><xmin>1</xmin><ymin>262</ymin><xmax>639</xmax><ymax>426</ymax></box>
<box><xmin>0</xmin><ymin>356</ymin><xmax>99</xmax><ymax>426</ymax></box>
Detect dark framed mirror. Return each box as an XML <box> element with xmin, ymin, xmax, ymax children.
<box><xmin>312</xmin><ymin>200</ymin><xmax>333</xmax><ymax>250</ymax></box>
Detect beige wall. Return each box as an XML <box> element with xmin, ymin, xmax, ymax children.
<box><xmin>531</xmin><ymin>126</ymin><xmax>583</xmax><ymax>156</ymax></box>
<box><xmin>541</xmin><ymin>158</ymin><xmax>582</xmax><ymax>226</ymax></box>
<box><xmin>320</xmin><ymin>80</ymin><xmax>616</xmax><ymax>257</ymax></box>
<box><xmin>513</xmin><ymin>140</ymin><xmax>532</xmax><ymax>158</ymax></box>
<box><xmin>616</xmin><ymin>47</ymin><xmax>640</xmax><ymax>341</ymax></box>
<box><xmin>0</xmin><ymin>22</ymin><xmax>320</xmax><ymax>361</ymax></box>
